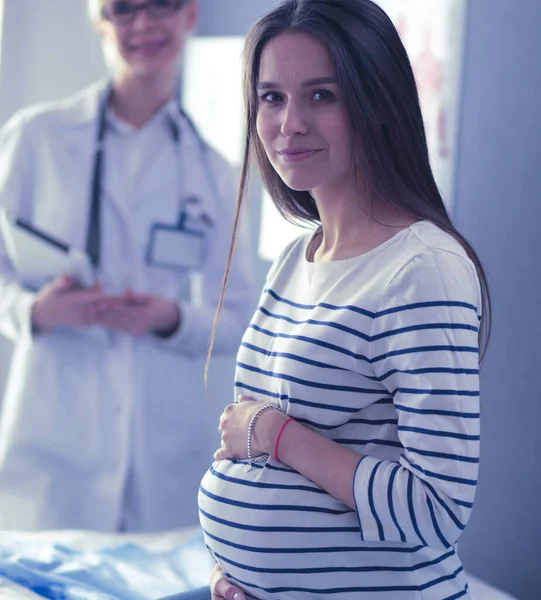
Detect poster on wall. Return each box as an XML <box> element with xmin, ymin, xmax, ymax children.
<box><xmin>378</xmin><ymin>0</ymin><xmax>467</xmax><ymax>208</ymax></box>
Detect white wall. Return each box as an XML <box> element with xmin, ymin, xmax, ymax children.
<box><xmin>0</xmin><ymin>0</ymin><xmax>105</xmax><ymax>124</ymax></box>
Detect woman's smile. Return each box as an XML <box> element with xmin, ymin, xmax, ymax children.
<box><xmin>277</xmin><ymin>147</ymin><xmax>324</xmax><ymax>163</ymax></box>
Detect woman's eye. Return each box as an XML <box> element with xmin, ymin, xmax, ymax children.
<box><xmin>259</xmin><ymin>92</ymin><xmax>283</xmax><ymax>103</ymax></box>
<box><xmin>312</xmin><ymin>90</ymin><xmax>335</xmax><ymax>101</ymax></box>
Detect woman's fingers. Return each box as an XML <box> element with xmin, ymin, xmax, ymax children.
<box><xmin>213</xmin><ymin>575</ymin><xmax>245</xmax><ymax>600</ymax></box>
<box><xmin>237</xmin><ymin>395</ymin><xmax>254</xmax><ymax>403</ymax></box>
<box><xmin>210</xmin><ymin>565</ymin><xmax>245</xmax><ymax>600</ymax></box>
<box><xmin>213</xmin><ymin>446</ymin><xmax>226</xmax><ymax>461</ymax></box>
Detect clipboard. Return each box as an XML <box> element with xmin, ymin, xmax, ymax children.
<box><xmin>0</xmin><ymin>209</ymin><xmax>96</xmax><ymax>290</ymax></box>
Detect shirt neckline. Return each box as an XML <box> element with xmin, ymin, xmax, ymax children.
<box><xmin>303</xmin><ymin>220</ymin><xmax>430</xmax><ymax>268</ymax></box>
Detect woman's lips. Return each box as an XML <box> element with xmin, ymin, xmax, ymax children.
<box><xmin>277</xmin><ymin>148</ymin><xmax>323</xmax><ymax>163</ymax></box>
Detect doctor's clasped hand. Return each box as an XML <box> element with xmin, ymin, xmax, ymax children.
<box><xmin>32</xmin><ymin>277</ymin><xmax>181</xmax><ymax>337</ymax></box>
<box><xmin>85</xmin><ymin>289</ymin><xmax>181</xmax><ymax>337</ymax></box>
<box><xmin>31</xmin><ymin>275</ymin><xmax>105</xmax><ymax>332</ymax></box>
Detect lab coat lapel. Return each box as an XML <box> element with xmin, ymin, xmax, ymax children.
<box><xmin>61</xmin><ymin>82</ymin><xmax>130</xmax><ymax>227</ymax></box>
<box><xmin>175</xmin><ymin>117</ymin><xmax>218</xmax><ymax>225</ymax></box>
<box><xmin>53</xmin><ymin>82</ymin><xmax>112</xmax><ymax>249</ymax></box>
<box><xmin>58</xmin><ymin>131</ymin><xmax>92</xmax><ymax>249</ymax></box>
<box><xmin>54</xmin><ymin>123</ymin><xmax>98</xmax><ymax>248</ymax></box>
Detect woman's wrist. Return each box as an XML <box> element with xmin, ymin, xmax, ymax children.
<box><xmin>274</xmin><ymin>418</ymin><xmax>295</xmax><ymax>461</ymax></box>
<box><xmin>254</xmin><ymin>409</ymin><xmax>290</xmax><ymax>456</ymax></box>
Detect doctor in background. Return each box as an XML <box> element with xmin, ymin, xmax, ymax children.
<box><xmin>0</xmin><ymin>0</ymin><xmax>254</xmax><ymax>532</ymax></box>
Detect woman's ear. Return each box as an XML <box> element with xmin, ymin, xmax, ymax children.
<box><xmin>183</xmin><ymin>0</ymin><xmax>199</xmax><ymax>33</ymax></box>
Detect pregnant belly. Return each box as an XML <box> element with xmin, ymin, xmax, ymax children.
<box><xmin>198</xmin><ymin>459</ymin><xmax>363</xmax><ymax>596</ymax></box>
<box><xmin>198</xmin><ymin>461</ymin><xmax>464</xmax><ymax>600</ymax></box>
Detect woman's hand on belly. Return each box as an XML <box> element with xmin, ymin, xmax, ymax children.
<box><xmin>214</xmin><ymin>396</ymin><xmax>288</xmax><ymax>461</ymax></box>
<box><xmin>215</xmin><ymin>395</ymin><xmax>364</xmax><ymax>511</ymax></box>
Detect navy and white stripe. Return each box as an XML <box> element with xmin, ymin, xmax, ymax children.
<box><xmin>199</xmin><ymin>221</ymin><xmax>480</xmax><ymax>599</ymax></box>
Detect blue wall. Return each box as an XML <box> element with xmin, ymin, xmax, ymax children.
<box><xmin>453</xmin><ymin>1</ymin><xmax>541</xmax><ymax>599</ymax></box>
<box><xmin>197</xmin><ymin>0</ymin><xmax>279</xmax><ymax>36</ymax></box>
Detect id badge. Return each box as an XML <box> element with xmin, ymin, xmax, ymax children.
<box><xmin>147</xmin><ymin>224</ymin><xmax>206</xmax><ymax>271</ymax></box>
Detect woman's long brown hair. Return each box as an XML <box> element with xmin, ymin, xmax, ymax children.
<box><xmin>206</xmin><ymin>0</ymin><xmax>491</xmax><ymax>384</ymax></box>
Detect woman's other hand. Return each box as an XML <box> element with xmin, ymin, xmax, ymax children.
<box><xmin>210</xmin><ymin>564</ymin><xmax>245</xmax><ymax>600</ymax></box>
<box><xmin>31</xmin><ymin>275</ymin><xmax>104</xmax><ymax>332</ymax></box>
<box><xmin>214</xmin><ymin>396</ymin><xmax>288</xmax><ymax>461</ymax></box>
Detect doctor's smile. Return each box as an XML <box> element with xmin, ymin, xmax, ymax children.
<box><xmin>128</xmin><ymin>39</ymin><xmax>170</xmax><ymax>58</ymax></box>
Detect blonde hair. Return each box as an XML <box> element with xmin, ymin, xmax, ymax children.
<box><xmin>87</xmin><ymin>0</ymin><xmax>103</xmax><ymax>22</ymax></box>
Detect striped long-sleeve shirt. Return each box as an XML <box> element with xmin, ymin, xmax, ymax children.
<box><xmin>199</xmin><ymin>220</ymin><xmax>481</xmax><ymax>600</ymax></box>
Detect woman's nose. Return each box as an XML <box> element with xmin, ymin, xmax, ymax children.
<box><xmin>280</xmin><ymin>102</ymin><xmax>309</xmax><ymax>137</ymax></box>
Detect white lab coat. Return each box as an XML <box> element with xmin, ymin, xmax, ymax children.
<box><xmin>0</xmin><ymin>82</ymin><xmax>254</xmax><ymax>532</ymax></box>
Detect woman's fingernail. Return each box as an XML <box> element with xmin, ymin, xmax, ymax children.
<box><xmin>237</xmin><ymin>395</ymin><xmax>243</xmax><ymax>402</ymax></box>
<box><xmin>233</xmin><ymin>594</ymin><xmax>243</xmax><ymax>600</ymax></box>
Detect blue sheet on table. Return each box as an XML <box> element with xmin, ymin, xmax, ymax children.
<box><xmin>0</xmin><ymin>531</ymin><xmax>214</xmax><ymax>600</ymax></box>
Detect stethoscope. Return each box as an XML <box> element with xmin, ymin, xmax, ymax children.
<box><xmin>85</xmin><ymin>82</ymin><xmax>219</xmax><ymax>269</ymax></box>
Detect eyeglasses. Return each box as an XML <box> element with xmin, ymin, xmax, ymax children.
<box><xmin>101</xmin><ymin>0</ymin><xmax>186</xmax><ymax>25</ymax></box>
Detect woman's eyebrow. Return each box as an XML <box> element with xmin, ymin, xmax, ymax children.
<box><xmin>257</xmin><ymin>76</ymin><xmax>338</xmax><ymax>91</ymax></box>
<box><xmin>256</xmin><ymin>82</ymin><xmax>278</xmax><ymax>91</ymax></box>
<box><xmin>302</xmin><ymin>77</ymin><xmax>338</xmax><ymax>87</ymax></box>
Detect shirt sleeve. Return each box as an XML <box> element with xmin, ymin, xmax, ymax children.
<box><xmin>0</xmin><ymin>114</ymin><xmax>38</xmax><ymax>343</ymax></box>
<box><xmin>353</xmin><ymin>249</ymin><xmax>481</xmax><ymax>549</ymax></box>
<box><xmin>154</xmin><ymin>153</ymin><xmax>256</xmax><ymax>359</ymax></box>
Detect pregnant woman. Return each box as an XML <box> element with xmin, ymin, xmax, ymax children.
<box><xmin>193</xmin><ymin>0</ymin><xmax>491</xmax><ymax>598</ymax></box>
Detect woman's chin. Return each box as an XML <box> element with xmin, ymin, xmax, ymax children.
<box><xmin>279</xmin><ymin>173</ymin><xmax>319</xmax><ymax>193</ymax></box>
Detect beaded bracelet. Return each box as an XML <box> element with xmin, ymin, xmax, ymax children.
<box><xmin>244</xmin><ymin>403</ymin><xmax>281</xmax><ymax>473</ymax></box>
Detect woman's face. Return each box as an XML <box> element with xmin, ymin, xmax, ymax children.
<box><xmin>256</xmin><ymin>32</ymin><xmax>353</xmax><ymax>195</ymax></box>
<box><xmin>97</xmin><ymin>0</ymin><xmax>197</xmax><ymax>78</ymax></box>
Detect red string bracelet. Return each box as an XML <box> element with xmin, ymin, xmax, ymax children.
<box><xmin>274</xmin><ymin>417</ymin><xmax>295</xmax><ymax>462</ymax></box>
